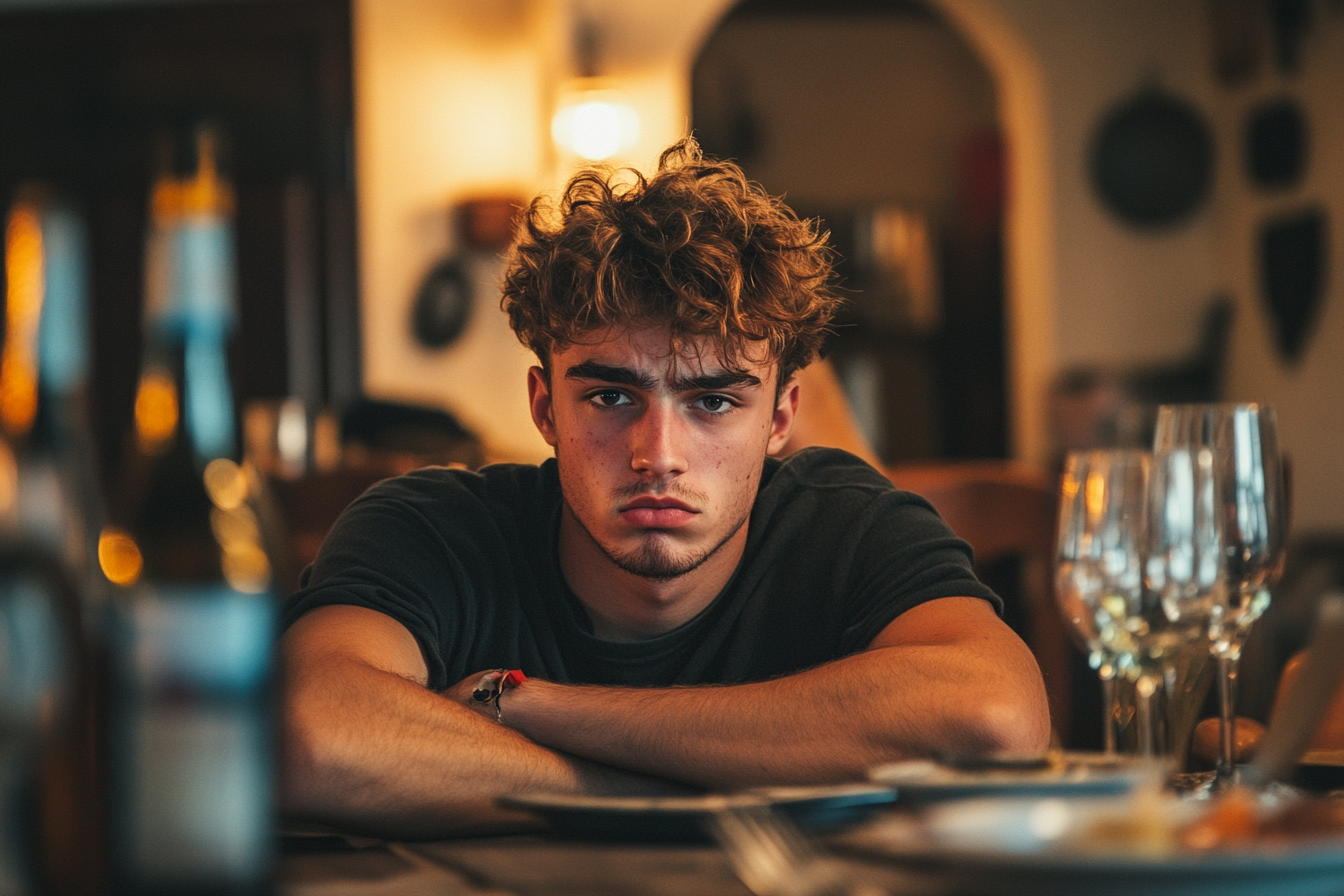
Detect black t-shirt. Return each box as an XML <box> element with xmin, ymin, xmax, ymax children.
<box><xmin>281</xmin><ymin>447</ymin><xmax>998</xmax><ymax>691</ymax></box>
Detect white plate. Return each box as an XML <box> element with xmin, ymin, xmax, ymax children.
<box><xmin>837</xmin><ymin>794</ymin><xmax>1344</xmax><ymax>896</ymax></box>
<box><xmin>869</xmin><ymin>752</ymin><xmax>1154</xmax><ymax>805</ymax></box>
<box><xmin>498</xmin><ymin>783</ymin><xmax>896</xmax><ymax>841</ymax></box>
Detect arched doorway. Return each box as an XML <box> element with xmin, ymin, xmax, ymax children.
<box><xmin>692</xmin><ymin>0</ymin><xmax>1006</xmax><ymax>463</ymax></box>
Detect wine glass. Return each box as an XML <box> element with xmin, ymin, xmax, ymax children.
<box><xmin>1144</xmin><ymin>440</ymin><xmax>1222</xmax><ymax>768</ymax></box>
<box><xmin>1153</xmin><ymin>404</ymin><xmax>1286</xmax><ymax>785</ymax></box>
<box><xmin>1056</xmin><ymin>450</ymin><xmax>1159</xmax><ymax>753</ymax></box>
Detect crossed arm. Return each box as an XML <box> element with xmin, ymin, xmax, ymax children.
<box><xmin>279</xmin><ymin>597</ymin><xmax>1050</xmax><ymax>840</ymax></box>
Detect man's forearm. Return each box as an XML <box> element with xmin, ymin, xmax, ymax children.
<box><xmin>280</xmin><ymin>653</ymin><xmax>684</xmax><ymax>839</ymax></box>
<box><xmin>479</xmin><ymin>602</ymin><xmax>1051</xmax><ymax>790</ymax></box>
<box><xmin>495</xmin><ymin>651</ymin><xmax>1035</xmax><ymax>789</ymax></box>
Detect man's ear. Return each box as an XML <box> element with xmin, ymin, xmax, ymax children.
<box><xmin>766</xmin><ymin>373</ymin><xmax>800</xmax><ymax>455</ymax></box>
<box><xmin>527</xmin><ymin>366</ymin><xmax>558</xmax><ymax>447</ymax></box>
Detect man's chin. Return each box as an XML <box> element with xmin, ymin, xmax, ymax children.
<box><xmin>566</xmin><ymin>502</ymin><xmax>750</xmax><ymax>585</ymax></box>
<box><xmin>606</xmin><ymin>536</ymin><xmax>706</xmax><ymax>582</ymax></box>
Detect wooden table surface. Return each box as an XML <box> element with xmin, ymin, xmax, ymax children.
<box><xmin>277</xmin><ymin>831</ymin><xmax>938</xmax><ymax>896</ymax></box>
<box><xmin>279</xmin><ymin>835</ymin><xmax>755</xmax><ymax>896</ymax></box>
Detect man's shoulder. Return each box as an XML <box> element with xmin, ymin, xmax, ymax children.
<box><xmin>365</xmin><ymin>459</ymin><xmax>556</xmax><ymax>499</ymax></box>
<box><xmin>765</xmin><ymin>446</ymin><xmax>897</xmax><ymax>494</ymax></box>
<box><xmin>346</xmin><ymin>460</ymin><xmax>560</xmax><ymax>529</ymax></box>
<box><xmin>755</xmin><ymin>446</ymin><xmax>937</xmax><ymax>530</ymax></box>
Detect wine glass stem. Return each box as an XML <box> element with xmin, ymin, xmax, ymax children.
<box><xmin>1217</xmin><ymin>653</ymin><xmax>1240</xmax><ymax>782</ymax></box>
<box><xmin>1137</xmin><ymin>675</ymin><xmax>1159</xmax><ymax>757</ymax></box>
<box><xmin>1101</xmin><ymin>674</ymin><xmax>1118</xmax><ymax>755</ymax></box>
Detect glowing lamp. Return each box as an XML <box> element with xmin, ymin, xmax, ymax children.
<box><xmin>551</xmin><ymin>81</ymin><xmax>639</xmax><ymax>162</ymax></box>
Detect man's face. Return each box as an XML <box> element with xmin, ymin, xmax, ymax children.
<box><xmin>528</xmin><ymin>325</ymin><xmax>798</xmax><ymax>584</ymax></box>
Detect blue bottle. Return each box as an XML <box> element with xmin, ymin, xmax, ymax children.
<box><xmin>109</xmin><ymin>127</ymin><xmax>276</xmax><ymax>896</ymax></box>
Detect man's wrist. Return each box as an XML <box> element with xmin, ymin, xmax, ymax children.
<box><xmin>469</xmin><ymin>669</ymin><xmax>528</xmax><ymax>723</ymax></box>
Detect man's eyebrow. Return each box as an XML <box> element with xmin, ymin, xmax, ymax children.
<box><xmin>670</xmin><ymin>371</ymin><xmax>762</xmax><ymax>392</ymax></box>
<box><xmin>563</xmin><ymin>361</ymin><xmax>761</xmax><ymax>393</ymax></box>
<box><xmin>563</xmin><ymin>361</ymin><xmax>656</xmax><ymax>390</ymax></box>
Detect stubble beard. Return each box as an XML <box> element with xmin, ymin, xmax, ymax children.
<box><xmin>561</xmin><ymin>479</ymin><xmax>751</xmax><ymax>583</ymax></box>
<box><xmin>600</xmin><ymin>512</ymin><xmax>748</xmax><ymax>582</ymax></box>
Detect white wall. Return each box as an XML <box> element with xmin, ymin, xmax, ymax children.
<box><xmin>986</xmin><ymin>1</ymin><xmax>1223</xmax><ymax>370</ymax></box>
<box><xmin>1211</xmin><ymin>9</ymin><xmax>1344</xmax><ymax>535</ymax></box>
<box><xmin>354</xmin><ymin>0</ymin><xmax>550</xmax><ymax>463</ymax></box>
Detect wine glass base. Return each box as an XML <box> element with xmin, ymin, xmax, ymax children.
<box><xmin>1167</xmin><ymin>767</ymin><xmax>1308</xmax><ymax>803</ymax></box>
<box><xmin>1167</xmin><ymin>769</ymin><xmax>1217</xmax><ymax>798</ymax></box>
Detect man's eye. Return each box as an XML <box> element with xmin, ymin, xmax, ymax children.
<box><xmin>698</xmin><ymin>395</ymin><xmax>732</xmax><ymax>413</ymax></box>
<box><xmin>591</xmin><ymin>390</ymin><xmax>630</xmax><ymax>408</ymax></box>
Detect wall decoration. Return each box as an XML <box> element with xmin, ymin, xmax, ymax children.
<box><xmin>1208</xmin><ymin>0</ymin><xmax>1263</xmax><ymax>87</ymax></box>
<box><xmin>1259</xmin><ymin>207</ymin><xmax>1327</xmax><ymax>364</ymax></box>
<box><xmin>1246</xmin><ymin>98</ymin><xmax>1308</xmax><ymax>188</ymax></box>
<box><xmin>458</xmin><ymin>197</ymin><xmax>523</xmax><ymax>251</ymax></box>
<box><xmin>1090</xmin><ymin>88</ymin><xmax>1214</xmax><ymax>229</ymax></box>
<box><xmin>1270</xmin><ymin>0</ymin><xmax>1311</xmax><ymax>72</ymax></box>
<box><xmin>408</xmin><ymin>196</ymin><xmax>521</xmax><ymax>352</ymax></box>
<box><xmin>411</xmin><ymin>256</ymin><xmax>473</xmax><ymax>350</ymax></box>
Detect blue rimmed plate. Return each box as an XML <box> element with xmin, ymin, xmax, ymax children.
<box><xmin>498</xmin><ymin>782</ymin><xmax>896</xmax><ymax>842</ymax></box>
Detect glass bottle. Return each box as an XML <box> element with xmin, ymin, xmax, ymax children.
<box><xmin>0</xmin><ymin>185</ymin><xmax>107</xmax><ymax>895</ymax></box>
<box><xmin>0</xmin><ymin>185</ymin><xmax>111</xmax><ymax>891</ymax></box>
<box><xmin>108</xmin><ymin>125</ymin><xmax>276</xmax><ymax>896</ymax></box>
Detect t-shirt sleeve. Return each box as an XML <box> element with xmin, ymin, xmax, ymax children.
<box><xmin>835</xmin><ymin>486</ymin><xmax>1002</xmax><ymax>654</ymax></box>
<box><xmin>747</xmin><ymin>450</ymin><xmax>1003</xmax><ymax>665</ymax></box>
<box><xmin>278</xmin><ymin>473</ymin><xmax>481</xmax><ymax>690</ymax></box>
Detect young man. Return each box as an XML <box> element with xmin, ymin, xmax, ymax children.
<box><xmin>279</xmin><ymin>140</ymin><xmax>1050</xmax><ymax>839</ymax></box>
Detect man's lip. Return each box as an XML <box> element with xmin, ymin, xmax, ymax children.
<box><xmin>619</xmin><ymin>506</ymin><xmax>696</xmax><ymax>528</ymax></box>
<box><xmin>618</xmin><ymin>495</ymin><xmax>699</xmax><ymax>528</ymax></box>
<box><xmin>619</xmin><ymin>496</ymin><xmax>696</xmax><ymax>512</ymax></box>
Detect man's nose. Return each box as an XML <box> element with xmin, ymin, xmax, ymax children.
<box><xmin>630</xmin><ymin>403</ymin><xmax>688</xmax><ymax>478</ymax></box>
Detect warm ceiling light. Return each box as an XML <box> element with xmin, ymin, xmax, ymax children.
<box><xmin>552</xmin><ymin>80</ymin><xmax>639</xmax><ymax>162</ymax></box>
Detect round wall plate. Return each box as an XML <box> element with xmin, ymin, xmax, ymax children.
<box><xmin>412</xmin><ymin>256</ymin><xmax>472</xmax><ymax>349</ymax></box>
<box><xmin>1090</xmin><ymin>88</ymin><xmax>1214</xmax><ymax>229</ymax></box>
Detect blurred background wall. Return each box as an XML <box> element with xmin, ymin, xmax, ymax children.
<box><xmin>349</xmin><ymin>0</ymin><xmax>1342</xmax><ymax>534</ymax></box>
<box><xmin>2</xmin><ymin>0</ymin><xmax>1340</xmax><ymax>534</ymax></box>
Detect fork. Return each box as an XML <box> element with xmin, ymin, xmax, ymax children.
<box><xmin>707</xmin><ymin>805</ymin><xmax>886</xmax><ymax>896</ymax></box>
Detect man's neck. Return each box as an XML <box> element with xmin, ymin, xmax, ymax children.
<box><xmin>556</xmin><ymin>505</ymin><xmax>748</xmax><ymax>642</ymax></box>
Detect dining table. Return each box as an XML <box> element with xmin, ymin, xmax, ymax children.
<box><xmin>274</xmin><ymin>762</ymin><xmax>1344</xmax><ymax>896</ymax></box>
<box><xmin>277</xmin><ymin>817</ymin><xmax>936</xmax><ymax>896</ymax></box>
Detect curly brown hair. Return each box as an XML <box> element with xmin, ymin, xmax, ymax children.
<box><xmin>501</xmin><ymin>138</ymin><xmax>842</xmax><ymax>385</ymax></box>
